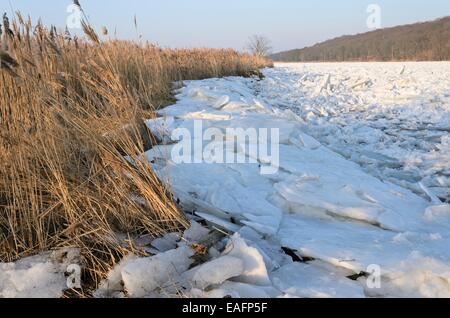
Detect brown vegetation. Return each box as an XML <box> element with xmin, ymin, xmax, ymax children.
<box><xmin>271</xmin><ymin>16</ymin><xmax>450</xmax><ymax>62</ymax></box>
<box><xmin>0</xmin><ymin>13</ymin><xmax>271</xmax><ymax>283</ymax></box>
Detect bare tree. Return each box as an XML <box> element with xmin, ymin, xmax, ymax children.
<box><xmin>246</xmin><ymin>35</ymin><xmax>272</xmax><ymax>57</ymax></box>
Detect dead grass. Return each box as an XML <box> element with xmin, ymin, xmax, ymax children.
<box><xmin>0</xmin><ymin>13</ymin><xmax>272</xmax><ymax>283</ymax></box>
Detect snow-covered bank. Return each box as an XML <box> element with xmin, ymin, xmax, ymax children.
<box><xmin>1</xmin><ymin>62</ymin><xmax>449</xmax><ymax>298</ymax></box>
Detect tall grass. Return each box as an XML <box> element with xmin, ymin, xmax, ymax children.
<box><xmin>0</xmin><ymin>13</ymin><xmax>271</xmax><ymax>283</ymax></box>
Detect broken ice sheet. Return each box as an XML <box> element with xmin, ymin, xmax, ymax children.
<box><xmin>259</xmin><ymin>62</ymin><xmax>450</xmax><ymax>200</ymax></box>
<box><xmin>182</xmin><ymin>220</ymin><xmax>211</xmax><ymax>244</ymax></box>
<box><xmin>151</xmin><ymin>233</ymin><xmax>180</xmax><ymax>252</ymax></box>
<box><xmin>182</xmin><ymin>255</ymin><xmax>245</xmax><ymax>290</ymax></box>
<box><xmin>121</xmin><ymin>246</ymin><xmax>194</xmax><ymax>297</ymax></box>
<box><xmin>222</xmin><ymin>234</ymin><xmax>272</xmax><ymax>286</ymax></box>
<box><xmin>271</xmin><ymin>261</ymin><xmax>365</xmax><ymax>298</ymax></box>
<box><xmin>274</xmin><ymin>144</ymin><xmax>430</xmax><ymax>232</ymax></box>
<box><xmin>278</xmin><ymin>213</ymin><xmax>450</xmax><ymax>295</ymax></box>
<box><xmin>144</xmin><ymin>65</ymin><xmax>450</xmax><ymax>298</ymax></box>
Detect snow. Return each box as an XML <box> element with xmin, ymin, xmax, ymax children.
<box><xmin>0</xmin><ymin>249</ymin><xmax>80</xmax><ymax>298</ymax></box>
<box><xmin>3</xmin><ymin>62</ymin><xmax>450</xmax><ymax>298</ymax></box>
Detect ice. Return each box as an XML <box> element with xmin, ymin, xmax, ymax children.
<box><xmin>367</xmin><ymin>252</ymin><xmax>450</xmax><ymax>298</ymax></box>
<box><xmin>145</xmin><ymin>116</ymin><xmax>175</xmax><ymax>143</ymax></box>
<box><xmin>195</xmin><ymin>212</ymin><xmax>242</xmax><ymax>233</ymax></box>
<box><xmin>94</xmin><ymin>255</ymin><xmax>137</xmax><ymax>298</ymax></box>
<box><xmin>146</xmin><ymin>64</ymin><xmax>450</xmax><ymax>298</ymax></box>
<box><xmin>151</xmin><ymin>233</ymin><xmax>180</xmax><ymax>252</ymax></box>
<box><xmin>271</xmin><ymin>261</ymin><xmax>365</xmax><ymax>298</ymax></box>
<box><xmin>182</xmin><ymin>220</ymin><xmax>211</xmax><ymax>243</ymax></box>
<box><xmin>237</xmin><ymin>226</ymin><xmax>293</xmax><ymax>271</ymax></box>
<box><xmin>158</xmin><ymin>160</ymin><xmax>283</xmax><ymax>236</ymax></box>
<box><xmin>213</xmin><ymin>95</ymin><xmax>230</xmax><ymax>109</ymax></box>
<box><xmin>222</xmin><ymin>234</ymin><xmax>272</xmax><ymax>286</ymax></box>
<box><xmin>259</xmin><ymin>62</ymin><xmax>450</xmax><ymax>201</ymax></box>
<box><xmin>274</xmin><ymin>144</ymin><xmax>430</xmax><ymax>232</ymax></box>
<box><xmin>184</xmin><ymin>256</ymin><xmax>245</xmax><ymax>289</ymax></box>
<box><xmin>96</xmin><ymin>227</ymin><xmax>276</xmax><ymax>298</ymax></box>
<box><xmin>424</xmin><ymin>204</ymin><xmax>450</xmax><ymax>226</ymax></box>
<box><xmin>121</xmin><ymin>246</ymin><xmax>194</xmax><ymax>297</ymax></box>
<box><xmin>278</xmin><ymin>212</ymin><xmax>450</xmax><ymax>273</ymax></box>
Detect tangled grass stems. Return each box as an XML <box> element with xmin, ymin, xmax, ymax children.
<box><xmin>0</xmin><ymin>13</ymin><xmax>272</xmax><ymax>284</ymax></box>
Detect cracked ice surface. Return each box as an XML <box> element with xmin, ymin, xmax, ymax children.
<box><xmin>257</xmin><ymin>62</ymin><xmax>450</xmax><ymax>202</ymax></box>
<box><xmin>138</xmin><ymin>63</ymin><xmax>450</xmax><ymax>297</ymax></box>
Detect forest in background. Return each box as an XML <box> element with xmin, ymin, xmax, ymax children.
<box><xmin>271</xmin><ymin>17</ymin><xmax>450</xmax><ymax>62</ymax></box>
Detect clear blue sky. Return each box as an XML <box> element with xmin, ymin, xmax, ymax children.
<box><xmin>1</xmin><ymin>0</ymin><xmax>449</xmax><ymax>52</ymax></box>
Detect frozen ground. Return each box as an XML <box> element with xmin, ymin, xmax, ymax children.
<box><xmin>1</xmin><ymin>62</ymin><xmax>449</xmax><ymax>298</ymax></box>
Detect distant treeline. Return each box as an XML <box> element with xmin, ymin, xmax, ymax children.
<box><xmin>271</xmin><ymin>17</ymin><xmax>450</xmax><ymax>62</ymax></box>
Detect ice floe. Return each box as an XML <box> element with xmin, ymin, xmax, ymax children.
<box><xmin>141</xmin><ymin>64</ymin><xmax>450</xmax><ymax>297</ymax></box>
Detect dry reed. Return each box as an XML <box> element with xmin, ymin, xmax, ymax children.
<box><xmin>0</xmin><ymin>13</ymin><xmax>271</xmax><ymax>284</ymax></box>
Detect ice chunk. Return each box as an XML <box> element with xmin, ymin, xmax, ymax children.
<box><xmin>195</xmin><ymin>212</ymin><xmax>241</xmax><ymax>233</ymax></box>
<box><xmin>271</xmin><ymin>262</ymin><xmax>365</xmax><ymax>298</ymax></box>
<box><xmin>94</xmin><ymin>255</ymin><xmax>137</xmax><ymax>298</ymax></box>
<box><xmin>121</xmin><ymin>246</ymin><xmax>194</xmax><ymax>297</ymax></box>
<box><xmin>151</xmin><ymin>233</ymin><xmax>180</xmax><ymax>252</ymax></box>
<box><xmin>289</xmin><ymin>132</ymin><xmax>322</xmax><ymax>149</ymax></box>
<box><xmin>222</xmin><ymin>234</ymin><xmax>271</xmax><ymax>286</ymax></box>
<box><xmin>145</xmin><ymin>116</ymin><xmax>175</xmax><ymax>142</ymax></box>
<box><xmin>180</xmin><ymin>111</ymin><xmax>232</xmax><ymax>121</ymax></box>
<box><xmin>213</xmin><ymin>95</ymin><xmax>230</xmax><ymax>109</ymax></box>
<box><xmin>367</xmin><ymin>252</ymin><xmax>450</xmax><ymax>298</ymax></box>
<box><xmin>315</xmin><ymin>74</ymin><xmax>331</xmax><ymax>95</ymax></box>
<box><xmin>186</xmin><ymin>256</ymin><xmax>244</xmax><ymax>289</ymax></box>
<box><xmin>183</xmin><ymin>221</ymin><xmax>211</xmax><ymax>243</ymax></box>
<box><xmin>424</xmin><ymin>204</ymin><xmax>450</xmax><ymax>223</ymax></box>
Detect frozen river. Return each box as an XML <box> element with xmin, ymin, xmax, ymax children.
<box><xmin>257</xmin><ymin>62</ymin><xmax>450</xmax><ymax>202</ymax></box>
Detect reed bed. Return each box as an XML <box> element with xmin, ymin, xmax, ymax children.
<box><xmin>0</xmin><ymin>12</ymin><xmax>271</xmax><ymax>283</ymax></box>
